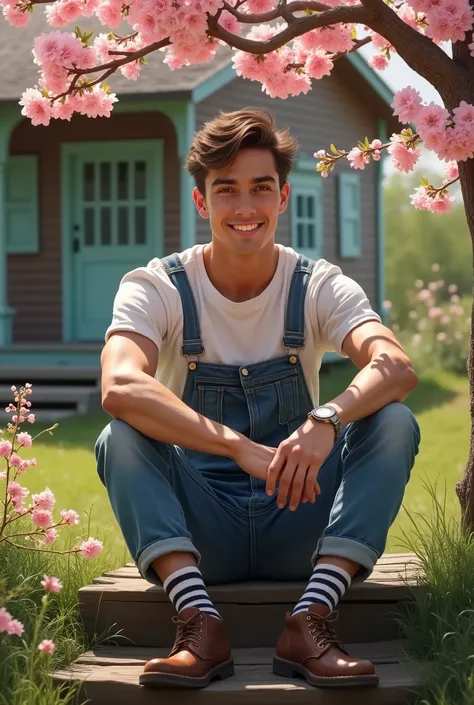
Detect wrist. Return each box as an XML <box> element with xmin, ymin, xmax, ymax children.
<box><xmin>307</xmin><ymin>404</ymin><xmax>341</xmax><ymax>441</ymax></box>
<box><xmin>221</xmin><ymin>428</ymin><xmax>249</xmax><ymax>460</ymax></box>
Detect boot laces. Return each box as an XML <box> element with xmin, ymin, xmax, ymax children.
<box><xmin>307</xmin><ymin>611</ymin><xmax>345</xmax><ymax>650</ymax></box>
<box><xmin>171</xmin><ymin>611</ymin><xmax>203</xmax><ymax>653</ymax></box>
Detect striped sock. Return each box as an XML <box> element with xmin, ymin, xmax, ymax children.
<box><xmin>292</xmin><ymin>563</ymin><xmax>352</xmax><ymax>616</ymax></box>
<box><xmin>163</xmin><ymin>566</ymin><xmax>220</xmax><ymax>620</ymax></box>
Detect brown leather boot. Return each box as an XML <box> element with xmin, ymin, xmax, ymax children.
<box><xmin>273</xmin><ymin>603</ymin><xmax>379</xmax><ymax>687</ymax></box>
<box><xmin>139</xmin><ymin>607</ymin><xmax>234</xmax><ymax>688</ymax></box>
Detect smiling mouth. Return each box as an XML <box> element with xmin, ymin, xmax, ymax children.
<box><xmin>229</xmin><ymin>223</ymin><xmax>263</xmax><ymax>233</ymax></box>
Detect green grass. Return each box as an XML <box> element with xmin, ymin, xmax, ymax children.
<box><xmin>9</xmin><ymin>363</ymin><xmax>470</xmax><ymax>565</ymax></box>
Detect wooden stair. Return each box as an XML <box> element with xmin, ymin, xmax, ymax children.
<box><xmin>53</xmin><ymin>553</ymin><xmax>422</xmax><ymax>704</ymax></box>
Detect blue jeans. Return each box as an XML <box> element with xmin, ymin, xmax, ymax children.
<box><xmin>95</xmin><ymin>402</ymin><xmax>420</xmax><ymax>586</ymax></box>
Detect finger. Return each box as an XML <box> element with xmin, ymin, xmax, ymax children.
<box><xmin>266</xmin><ymin>451</ymin><xmax>286</xmax><ymax>496</ymax></box>
<box><xmin>289</xmin><ymin>465</ymin><xmax>309</xmax><ymax>511</ymax></box>
<box><xmin>276</xmin><ymin>458</ymin><xmax>297</xmax><ymax>509</ymax></box>
<box><xmin>303</xmin><ymin>467</ymin><xmax>318</xmax><ymax>505</ymax></box>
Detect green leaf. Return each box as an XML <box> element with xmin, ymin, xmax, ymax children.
<box><xmin>330</xmin><ymin>143</ymin><xmax>339</xmax><ymax>155</ymax></box>
<box><xmin>351</xmin><ymin>27</ymin><xmax>357</xmax><ymax>39</ymax></box>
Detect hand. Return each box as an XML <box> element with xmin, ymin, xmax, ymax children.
<box><xmin>266</xmin><ymin>418</ymin><xmax>335</xmax><ymax>511</ymax></box>
<box><xmin>231</xmin><ymin>437</ymin><xmax>277</xmax><ymax>481</ymax></box>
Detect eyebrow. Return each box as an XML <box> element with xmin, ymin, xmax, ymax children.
<box><xmin>211</xmin><ymin>175</ymin><xmax>277</xmax><ymax>187</ymax></box>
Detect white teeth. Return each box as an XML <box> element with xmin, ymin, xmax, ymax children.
<box><xmin>232</xmin><ymin>224</ymin><xmax>260</xmax><ymax>232</ymax></box>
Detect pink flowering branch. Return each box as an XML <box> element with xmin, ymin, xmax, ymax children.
<box><xmin>221</xmin><ymin>0</ymin><xmax>333</xmax><ymax>23</ymax></box>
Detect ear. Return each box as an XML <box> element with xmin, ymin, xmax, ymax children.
<box><xmin>278</xmin><ymin>182</ymin><xmax>290</xmax><ymax>214</ymax></box>
<box><xmin>193</xmin><ymin>187</ymin><xmax>209</xmax><ymax>219</ymax></box>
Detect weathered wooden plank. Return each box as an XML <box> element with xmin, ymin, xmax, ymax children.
<box><xmin>54</xmin><ymin>659</ymin><xmax>419</xmax><ymax>705</ymax></box>
<box><xmin>74</xmin><ymin>641</ymin><xmax>408</xmax><ymax>667</ymax></box>
<box><xmin>79</xmin><ymin>598</ymin><xmax>407</xmax><ymax>648</ymax></box>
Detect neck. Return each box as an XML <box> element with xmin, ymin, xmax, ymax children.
<box><xmin>202</xmin><ymin>240</ymin><xmax>279</xmax><ymax>302</ymax></box>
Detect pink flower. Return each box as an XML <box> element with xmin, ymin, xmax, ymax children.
<box><xmin>27</xmin><ymin>414</ymin><xmax>35</xmax><ymax>424</ymax></box>
<box><xmin>392</xmin><ymin>87</ymin><xmax>422</xmax><ymax>123</ymax></box>
<box><xmin>449</xmin><ymin>284</ymin><xmax>458</xmax><ymax>293</ymax></box>
<box><xmin>415</xmin><ymin>103</ymin><xmax>449</xmax><ymax>135</ymax></box>
<box><xmin>41</xmin><ymin>575</ymin><xmax>63</xmax><ymax>593</ymax></box>
<box><xmin>217</xmin><ymin>9</ymin><xmax>241</xmax><ymax>34</ymax></box>
<box><xmin>430</xmin><ymin>195</ymin><xmax>454</xmax><ymax>213</ymax></box>
<box><xmin>347</xmin><ymin>147</ymin><xmax>369</xmax><ymax>170</ymax></box>
<box><xmin>246</xmin><ymin>0</ymin><xmax>276</xmax><ymax>11</ymax></box>
<box><xmin>3</xmin><ymin>4</ymin><xmax>30</xmax><ymax>26</ymax></box>
<box><xmin>31</xmin><ymin>509</ymin><xmax>53</xmax><ymax>528</ymax></box>
<box><xmin>77</xmin><ymin>88</ymin><xmax>118</xmax><ymax>118</ymax></box>
<box><xmin>79</xmin><ymin>537</ymin><xmax>103</xmax><ymax>558</ymax></box>
<box><xmin>9</xmin><ymin>454</ymin><xmax>22</xmax><ymax>468</ymax></box>
<box><xmin>428</xmin><ymin>306</ymin><xmax>443</xmax><ymax>319</ymax></box>
<box><xmin>0</xmin><ymin>441</ymin><xmax>12</xmax><ymax>457</ymax></box>
<box><xmin>19</xmin><ymin>88</ymin><xmax>52</xmax><ymax>127</ymax></box>
<box><xmin>6</xmin><ymin>619</ymin><xmax>24</xmax><ymax>636</ymax></box>
<box><xmin>445</xmin><ymin>161</ymin><xmax>459</xmax><ymax>180</ymax></box>
<box><xmin>388</xmin><ymin>140</ymin><xmax>421</xmax><ymax>173</ymax></box>
<box><xmin>305</xmin><ymin>52</ymin><xmax>333</xmax><ymax>79</ymax></box>
<box><xmin>17</xmin><ymin>432</ymin><xmax>32</xmax><ymax>448</ymax></box>
<box><xmin>453</xmin><ymin>100</ymin><xmax>474</xmax><ymax>127</ymax></box>
<box><xmin>7</xmin><ymin>482</ymin><xmax>29</xmax><ymax>501</ymax></box>
<box><xmin>0</xmin><ymin>607</ymin><xmax>12</xmax><ymax>632</ymax></box>
<box><xmin>32</xmin><ymin>488</ymin><xmax>55</xmax><ymax>511</ymax></box>
<box><xmin>369</xmin><ymin>53</ymin><xmax>389</xmax><ymax>70</ymax></box>
<box><xmin>60</xmin><ymin>509</ymin><xmax>80</xmax><ymax>525</ymax></box>
<box><xmin>38</xmin><ymin>639</ymin><xmax>56</xmax><ymax>654</ymax></box>
<box><xmin>44</xmin><ymin>527</ymin><xmax>58</xmax><ymax>545</ymax></box>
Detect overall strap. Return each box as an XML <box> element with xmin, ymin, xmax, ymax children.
<box><xmin>161</xmin><ymin>253</ymin><xmax>205</xmax><ymax>364</ymax></box>
<box><xmin>282</xmin><ymin>254</ymin><xmax>315</xmax><ymax>351</ymax></box>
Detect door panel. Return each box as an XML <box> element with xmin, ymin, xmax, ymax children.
<box><xmin>69</xmin><ymin>141</ymin><xmax>163</xmax><ymax>341</ymax></box>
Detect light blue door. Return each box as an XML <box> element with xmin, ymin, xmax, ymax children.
<box><xmin>66</xmin><ymin>140</ymin><xmax>164</xmax><ymax>341</ymax></box>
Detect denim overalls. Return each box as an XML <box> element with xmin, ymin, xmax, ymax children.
<box><xmin>95</xmin><ymin>252</ymin><xmax>420</xmax><ymax>586</ymax></box>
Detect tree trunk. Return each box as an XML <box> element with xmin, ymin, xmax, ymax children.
<box><xmin>455</xmin><ymin>156</ymin><xmax>474</xmax><ymax>533</ymax></box>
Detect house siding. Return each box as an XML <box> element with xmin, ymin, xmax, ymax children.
<box><xmin>7</xmin><ymin>111</ymin><xmax>181</xmax><ymax>343</ymax></box>
<box><xmin>195</xmin><ymin>62</ymin><xmax>380</xmax><ymax>312</ymax></box>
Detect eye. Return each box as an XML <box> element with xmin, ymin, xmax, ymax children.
<box><xmin>217</xmin><ymin>187</ymin><xmax>234</xmax><ymax>194</ymax></box>
<box><xmin>255</xmin><ymin>185</ymin><xmax>271</xmax><ymax>191</ymax></box>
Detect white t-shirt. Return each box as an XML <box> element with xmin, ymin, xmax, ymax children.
<box><xmin>105</xmin><ymin>244</ymin><xmax>381</xmax><ymax>406</ymax></box>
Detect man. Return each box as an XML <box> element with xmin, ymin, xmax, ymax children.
<box><xmin>95</xmin><ymin>107</ymin><xmax>420</xmax><ymax>690</ymax></box>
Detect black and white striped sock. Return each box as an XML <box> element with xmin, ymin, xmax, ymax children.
<box><xmin>163</xmin><ymin>566</ymin><xmax>220</xmax><ymax>619</ymax></box>
<box><xmin>292</xmin><ymin>563</ymin><xmax>352</xmax><ymax>615</ymax></box>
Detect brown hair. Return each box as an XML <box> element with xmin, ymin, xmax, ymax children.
<box><xmin>186</xmin><ymin>107</ymin><xmax>299</xmax><ymax>194</ymax></box>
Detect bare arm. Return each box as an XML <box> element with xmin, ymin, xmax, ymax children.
<box><xmin>101</xmin><ymin>331</ymin><xmax>244</xmax><ymax>458</ymax></box>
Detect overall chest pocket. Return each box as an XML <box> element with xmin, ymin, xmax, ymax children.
<box><xmin>198</xmin><ymin>385</ymin><xmax>224</xmax><ymax>425</ymax></box>
<box><xmin>276</xmin><ymin>376</ymin><xmax>299</xmax><ymax>424</ymax></box>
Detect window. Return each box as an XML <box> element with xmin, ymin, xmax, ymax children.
<box><xmin>339</xmin><ymin>172</ymin><xmax>361</xmax><ymax>257</ymax></box>
<box><xmin>290</xmin><ymin>164</ymin><xmax>323</xmax><ymax>259</ymax></box>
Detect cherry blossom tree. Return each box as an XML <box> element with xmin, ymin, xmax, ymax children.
<box><xmin>2</xmin><ymin>0</ymin><xmax>474</xmax><ymax>527</ymax></box>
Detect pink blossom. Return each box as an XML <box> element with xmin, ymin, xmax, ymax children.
<box><xmin>56</xmin><ymin>0</ymin><xmax>83</xmax><ymax>22</ymax></box>
<box><xmin>3</xmin><ymin>4</ymin><xmax>30</xmax><ymax>26</ymax></box>
<box><xmin>246</xmin><ymin>0</ymin><xmax>275</xmax><ymax>11</ymax></box>
<box><xmin>371</xmin><ymin>139</ymin><xmax>383</xmax><ymax>149</ymax></box>
<box><xmin>28</xmin><ymin>414</ymin><xmax>35</xmax><ymax>424</ymax></box>
<box><xmin>0</xmin><ymin>441</ymin><xmax>12</xmax><ymax>457</ymax></box>
<box><xmin>305</xmin><ymin>52</ymin><xmax>333</xmax><ymax>80</ymax></box>
<box><xmin>44</xmin><ymin>527</ymin><xmax>58</xmax><ymax>545</ymax></box>
<box><xmin>388</xmin><ymin>139</ymin><xmax>421</xmax><ymax>173</ymax></box>
<box><xmin>6</xmin><ymin>619</ymin><xmax>24</xmax><ymax>637</ymax></box>
<box><xmin>415</xmin><ymin>103</ymin><xmax>449</xmax><ymax>136</ymax></box>
<box><xmin>417</xmin><ymin>288</ymin><xmax>433</xmax><ymax>302</ymax></box>
<box><xmin>445</xmin><ymin>161</ymin><xmax>459</xmax><ymax>180</ymax></box>
<box><xmin>218</xmin><ymin>9</ymin><xmax>241</xmax><ymax>35</ymax></box>
<box><xmin>430</xmin><ymin>195</ymin><xmax>454</xmax><ymax>213</ymax></box>
<box><xmin>17</xmin><ymin>432</ymin><xmax>32</xmax><ymax>448</ymax></box>
<box><xmin>96</xmin><ymin>2</ymin><xmax>122</xmax><ymax>27</ymax></box>
<box><xmin>314</xmin><ymin>149</ymin><xmax>326</xmax><ymax>159</ymax></box>
<box><xmin>79</xmin><ymin>537</ymin><xmax>104</xmax><ymax>558</ymax></box>
<box><xmin>31</xmin><ymin>509</ymin><xmax>53</xmax><ymax>528</ymax></box>
<box><xmin>32</xmin><ymin>488</ymin><xmax>55</xmax><ymax>511</ymax></box>
<box><xmin>120</xmin><ymin>61</ymin><xmax>142</xmax><ymax>81</ymax></box>
<box><xmin>428</xmin><ymin>306</ymin><xmax>443</xmax><ymax>319</ymax></box>
<box><xmin>41</xmin><ymin>575</ymin><xmax>63</xmax><ymax>593</ymax></box>
<box><xmin>38</xmin><ymin>639</ymin><xmax>56</xmax><ymax>654</ymax></box>
<box><xmin>449</xmin><ymin>284</ymin><xmax>458</xmax><ymax>293</ymax></box>
<box><xmin>45</xmin><ymin>2</ymin><xmax>70</xmax><ymax>26</ymax></box>
<box><xmin>453</xmin><ymin>100</ymin><xmax>474</xmax><ymax>127</ymax></box>
<box><xmin>7</xmin><ymin>482</ymin><xmax>29</xmax><ymax>501</ymax></box>
<box><xmin>60</xmin><ymin>509</ymin><xmax>80</xmax><ymax>525</ymax></box>
<box><xmin>0</xmin><ymin>607</ymin><xmax>12</xmax><ymax>632</ymax></box>
<box><xmin>369</xmin><ymin>53</ymin><xmax>389</xmax><ymax>70</ymax></box>
<box><xmin>77</xmin><ymin>88</ymin><xmax>118</xmax><ymax>118</ymax></box>
<box><xmin>9</xmin><ymin>454</ymin><xmax>22</xmax><ymax>468</ymax></box>
<box><xmin>19</xmin><ymin>89</ymin><xmax>52</xmax><ymax>127</ymax></box>
<box><xmin>347</xmin><ymin>147</ymin><xmax>369</xmax><ymax>170</ymax></box>
<box><xmin>392</xmin><ymin>87</ymin><xmax>422</xmax><ymax>123</ymax></box>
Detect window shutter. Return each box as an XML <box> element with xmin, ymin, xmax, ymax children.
<box><xmin>290</xmin><ymin>172</ymin><xmax>323</xmax><ymax>259</ymax></box>
<box><xmin>339</xmin><ymin>172</ymin><xmax>361</xmax><ymax>257</ymax></box>
<box><xmin>5</xmin><ymin>155</ymin><xmax>39</xmax><ymax>254</ymax></box>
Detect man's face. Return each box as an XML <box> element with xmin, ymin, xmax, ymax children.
<box><xmin>193</xmin><ymin>148</ymin><xmax>290</xmax><ymax>254</ymax></box>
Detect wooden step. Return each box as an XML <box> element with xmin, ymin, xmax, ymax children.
<box><xmin>54</xmin><ymin>641</ymin><xmax>419</xmax><ymax>705</ymax></box>
<box><xmin>79</xmin><ymin>553</ymin><xmax>421</xmax><ymax>648</ymax></box>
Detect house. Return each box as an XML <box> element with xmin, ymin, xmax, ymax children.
<box><xmin>0</xmin><ymin>12</ymin><xmax>398</xmax><ymax>385</ymax></box>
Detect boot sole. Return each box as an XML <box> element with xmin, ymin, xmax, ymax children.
<box><xmin>139</xmin><ymin>657</ymin><xmax>235</xmax><ymax>689</ymax></box>
<box><xmin>273</xmin><ymin>656</ymin><xmax>379</xmax><ymax>688</ymax></box>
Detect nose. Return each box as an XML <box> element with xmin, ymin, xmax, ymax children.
<box><xmin>234</xmin><ymin>197</ymin><xmax>257</xmax><ymax>218</ymax></box>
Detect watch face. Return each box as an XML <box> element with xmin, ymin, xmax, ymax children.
<box><xmin>316</xmin><ymin>405</ymin><xmax>335</xmax><ymax>419</ymax></box>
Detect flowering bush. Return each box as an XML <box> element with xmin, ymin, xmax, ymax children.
<box><xmin>386</xmin><ymin>263</ymin><xmax>470</xmax><ymax>375</ymax></box>
<box><xmin>1</xmin><ymin>383</ymin><xmax>104</xmax><ymax>557</ymax></box>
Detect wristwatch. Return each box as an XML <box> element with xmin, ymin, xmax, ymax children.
<box><xmin>307</xmin><ymin>405</ymin><xmax>341</xmax><ymax>441</ymax></box>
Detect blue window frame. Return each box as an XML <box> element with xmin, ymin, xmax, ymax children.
<box><xmin>290</xmin><ymin>159</ymin><xmax>323</xmax><ymax>260</ymax></box>
<box><xmin>339</xmin><ymin>172</ymin><xmax>361</xmax><ymax>257</ymax></box>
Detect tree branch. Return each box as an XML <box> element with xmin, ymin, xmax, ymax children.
<box><xmin>208</xmin><ymin>4</ymin><xmax>368</xmax><ymax>52</ymax></box>
<box><xmin>222</xmin><ymin>0</ymin><xmax>331</xmax><ymax>23</ymax></box>
<box><xmin>359</xmin><ymin>0</ymin><xmax>473</xmax><ymax>102</ymax></box>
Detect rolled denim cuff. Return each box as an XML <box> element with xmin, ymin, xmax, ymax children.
<box><xmin>138</xmin><ymin>538</ymin><xmax>201</xmax><ymax>586</ymax></box>
<box><xmin>312</xmin><ymin>535</ymin><xmax>379</xmax><ymax>583</ymax></box>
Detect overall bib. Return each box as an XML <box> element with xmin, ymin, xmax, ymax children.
<box><xmin>95</xmin><ymin>253</ymin><xmax>420</xmax><ymax>586</ymax></box>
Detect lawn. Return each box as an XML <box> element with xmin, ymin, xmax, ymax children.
<box><xmin>7</xmin><ymin>363</ymin><xmax>469</xmax><ymax>567</ymax></box>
